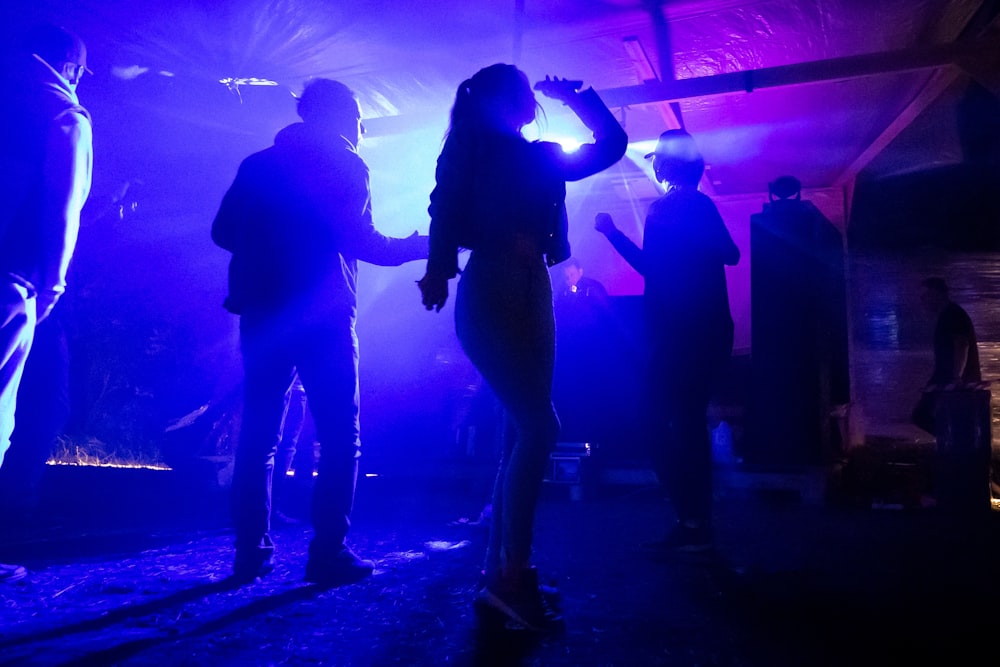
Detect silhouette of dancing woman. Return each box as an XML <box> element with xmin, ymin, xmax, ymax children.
<box><xmin>418</xmin><ymin>64</ymin><xmax>626</xmax><ymax>631</ymax></box>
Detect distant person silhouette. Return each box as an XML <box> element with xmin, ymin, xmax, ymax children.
<box><xmin>213</xmin><ymin>78</ymin><xmax>428</xmax><ymax>586</ymax></box>
<box><xmin>0</xmin><ymin>24</ymin><xmax>93</xmax><ymax>585</ymax></box>
<box><xmin>911</xmin><ymin>277</ymin><xmax>981</xmax><ymax>434</ymax></box>
<box><xmin>552</xmin><ymin>257</ymin><xmax>611</xmax><ymax>442</ymax></box>
<box><xmin>418</xmin><ymin>64</ymin><xmax>627</xmax><ymax>632</ymax></box>
<box><xmin>554</xmin><ymin>256</ymin><xmax>607</xmax><ymax>306</ymax></box>
<box><xmin>595</xmin><ymin>128</ymin><xmax>739</xmax><ymax>554</ymax></box>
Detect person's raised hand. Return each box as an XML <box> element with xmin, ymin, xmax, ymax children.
<box><xmin>594</xmin><ymin>212</ymin><xmax>617</xmax><ymax>235</ymax></box>
<box><xmin>533</xmin><ymin>76</ymin><xmax>583</xmax><ymax>104</ymax></box>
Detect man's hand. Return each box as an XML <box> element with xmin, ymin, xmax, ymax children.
<box><xmin>35</xmin><ymin>289</ymin><xmax>62</xmax><ymax>323</ymax></box>
<box><xmin>406</xmin><ymin>230</ymin><xmax>430</xmax><ymax>260</ymax></box>
<box><xmin>594</xmin><ymin>212</ymin><xmax>617</xmax><ymax>235</ymax></box>
<box><xmin>417</xmin><ymin>273</ymin><xmax>449</xmax><ymax>312</ymax></box>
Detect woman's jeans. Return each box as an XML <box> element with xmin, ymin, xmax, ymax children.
<box><xmin>456</xmin><ymin>253</ymin><xmax>560</xmax><ymax>578</ymax></box>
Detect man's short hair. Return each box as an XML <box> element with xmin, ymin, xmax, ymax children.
<box><xmin>296</xmin><ymin>78</ymin><xmax>358</xmax><ymax>123</ymax></box>
<box><xmin>22</xmin><ymin>24</ymin><xmax>87</xmax><ymax>71</ymax></box>
<box><xmin>922</xmin><ymin>277</ymin><xmax>949</xmax><ymax>295</ymax></box>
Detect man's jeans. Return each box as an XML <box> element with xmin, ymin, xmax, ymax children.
<box><xmin>0</xmin><ymin>281</ymin><xmax>35</xmax><ymax>468</ymax></box>
<box><xmin>232</xmin><ymin>314</ymin><xmax>361</xmax><ymax>559</ymax></box>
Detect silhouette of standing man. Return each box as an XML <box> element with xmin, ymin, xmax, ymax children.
<box><xmin>213</xmin><ymin>78</ymin><xmax>428</xmax><ymax>585</ymax></box>
<box><xmin>552</xmin><ymin>257</ymin><xmax>611</xmax><ymax>443</ymax></box>
<box><xmin>0</xmin><ymin>24</ymin><xmax>93</xmax><ymax>584</ymax></box>
<box><xmin>595</xmin><ymin>129</ymin><xmax>739</xmax><ymax>553</ymax></box>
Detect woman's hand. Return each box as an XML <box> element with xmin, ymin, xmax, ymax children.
<box><xmin>533</xmin><ymin>76</ymin><xmax>583</xmax><ymax>104</ymax></box>
<box><xmin>417</xmin><ymin>273</ymin><xmax>450</xmax><ymax>312</ymax></box>
<box><xmin>594</xmin><ymin>212</ymin><xmax>617</xmax><ymax>235</ymax></box>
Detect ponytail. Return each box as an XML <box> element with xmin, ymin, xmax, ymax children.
<box><xmin>447</xmin><ymin>79</ymin><xmax>475</xmax><ymax>137</ymax></box>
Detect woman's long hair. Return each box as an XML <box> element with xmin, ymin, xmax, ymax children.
<box><xmin>432</xmin><ymin>64</ymin><xmax>544</xmax><ymax>250</ymax></box>
<box><xmin>443</xmin><ymin>63</ymin><xmax>540</xmax><ymax>146</ymax></box>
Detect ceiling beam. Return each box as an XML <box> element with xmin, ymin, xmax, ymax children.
<box><xmin>622</xmin><ymin>36</ymin><xmax>681</xmax><ymax>130</ymax></box>
<box><xmin>833</xmin><ymin>4</ymin><xmax>999</xmax><ymax>187</ymax></box>
<box><xmin>832</xmin><ymin>66</ymin><xmax>963</xmax><ymax>187</ymax></box>
<box><xmin>596</xmin><ymin>36</ymin><xmax>989</xmax><ymax>108</ymax></box>
<box><xmin>958</xmin><ymin>11</ymin><xmax>1000</xmax><ymax>95</ymax></box>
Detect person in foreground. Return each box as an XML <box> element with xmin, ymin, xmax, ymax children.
<box><xmin>213</xmin><ymin>78</ymin><xmax>428</xmax><ymax>586</ymax></box>
<box><xmin>0</xmin><ymin>24</ymin><xmax>93</xmax><ymax>584</ymax></box>
<box><xmin>595</xmin><ymin>129</ymin><xmax>739</xmax><ymax>554</ymax></box>
<box><xmin>418</xmin><ymin>64</ymin><xmax>627</xmax><ymax>631</ymax></box>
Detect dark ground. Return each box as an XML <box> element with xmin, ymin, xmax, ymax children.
<box><xmin>1</xmin><ymin>453</ymin><xmax>998</xmax><ymax>667</ymax></box>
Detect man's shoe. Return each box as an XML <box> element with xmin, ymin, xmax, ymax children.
<box><xmin>0</xmin><ymin>563</ymin><xmax>27</xmax><ymax>584</ymax></box>
<box><xmin>232</xmin><ymin>539</ymin><xmax>276</xmax><ymax>584</ymax></box>
<box><xmin>642</xmin><ymin>522</ymin><xmax>713</xmax><ymax>555</ymax></box>
<box><xmin>304</xmin><ymin>546</ymin><xmax>374</xmax><ymax>587</ymax></box>
<box><xmin>475</xmin><ymin>567</ymin><xmax>565</xmax><ymax>634</ymax></box>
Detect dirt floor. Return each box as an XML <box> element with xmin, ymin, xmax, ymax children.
<box><xmin>1</xmin><ymin>459</ymin><xmax>998</xmax><ymax>667</ymax></box>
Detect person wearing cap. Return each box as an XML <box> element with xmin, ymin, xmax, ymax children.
<box><xmin>595</xmin><ymin>129</ymin><xmax>739</xmax><ymax>553</ymax></box>
<box><xmin>0</xmin><ymin>24</ymin><xmax>93</xmax><ymax>584</ymax></box>
<box><xmin>213</xmin><ymin>78</ymin><xmax>428</xmax><ymax>586</ymax></box>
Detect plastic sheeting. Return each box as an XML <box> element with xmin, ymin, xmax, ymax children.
<box><xmin>1</xmin><ymin>0</ymin><xmax>986</xmax><ymax>194</ymax></box>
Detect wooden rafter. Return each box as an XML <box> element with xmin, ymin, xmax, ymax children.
<box><xmin>596</xmin><ymin>36</ymin><xmax>989</xmax><ymax>109</ymax></box>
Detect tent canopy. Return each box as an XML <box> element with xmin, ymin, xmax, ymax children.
<box><xmin>5</xmin><ymin>0</ymin><xmax>996</xmax><ymax>202</ymax></box>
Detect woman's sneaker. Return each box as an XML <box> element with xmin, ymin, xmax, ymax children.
<box><xmin>231</xmin><ymin>537</ymin><xmax>276</xmax><ymax>584</ymax></box>
<box><xmin>475</xmin><ymin>567</ymin><xmax>565</xmax><ymax>634</ymax></box>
